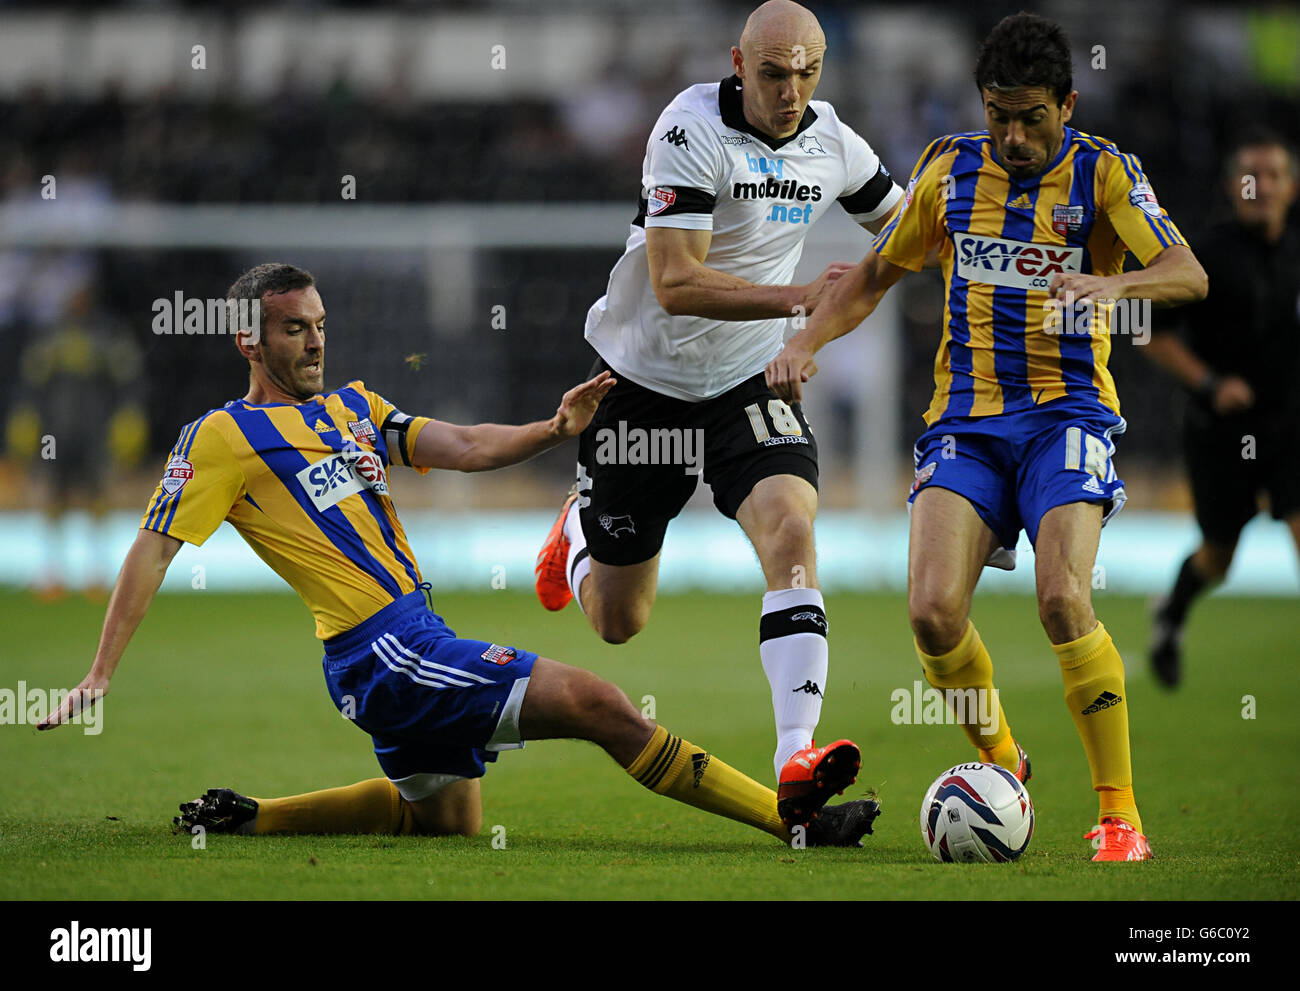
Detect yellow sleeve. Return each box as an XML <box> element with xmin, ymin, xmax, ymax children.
<box><xmin>1099</xmin><ymin>153</ymin><xmax>1188</xmax><ymax>266</ymax></box>
<box><xmin>872</xmin><ymin>139</ymin><xmax>950</xmax><ymax>271</ymax></box>
<box><xmin>140</xmin><ymin>415</ymin><xmax>245</xmax><ymax>545</ymax></box>
<box><xmin>346</xmin><ymin>380</ymin><xmax>435</xmax><ymax>475</ymax></box>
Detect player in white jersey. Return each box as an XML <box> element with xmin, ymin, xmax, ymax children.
<box><xmin>535</xmin><ymin>0</ymin><xmax>903</xmax><ymax>827</ymax></box>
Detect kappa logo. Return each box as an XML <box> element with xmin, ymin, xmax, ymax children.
<box><xmin>348</xmin><ymin>418</ymin><xmax>378</xmax><ymax>447</ymax></box>
<box><xmin>481</xmin><ymin>644</ymin><xmax>516</xmax><ymax>666</ymax></box>
<box><xmin>660</xmin><ymin>126</ymin><xmax>689</xmax><ymax>150</ymax></box>
<box><xmin>296</xmin><ymin>450</ymin><xmax>388</xmax><ymax>511</ymax></box>
<box><xmin>792</xmin><ymin>680</ymin><xmax>823</xmax><ymax>697</ymax></box>
<box><xmin>1081</xmin><ymin>690</ymin><xmax>1122</xmax><ymax>715</ymax></box>
<box><xmin>798</xmin><ymin>134</ymin><xmax>826</xmax><ymax>155</ymax></box>
<box><xmin>954</xmin><ymin>234</ymin><xmax>1082</xmax><ymax>291</ymax></box>
<box><xmin>160</xmin><ymin>455</ymin><xmax>194</xmax><ymax>496</ymax></box>
<box><xmin>720</xmin><ymin>134</ymin><xmax>751</xmax><ymax>146</ymax></box>
<box><xmin>691</xmin><ymin>751</ymin><xmax>711</xmax><ymax>787</ymax></box>
<box><xmin>599</xmin><ymin>513</ymin><xmax>636</xmax><ymax>538</ymax></box>
<box><xmin>646</xmin><ymin>185</ymin><xmax>677</xmax><ymax>217</ymax></box>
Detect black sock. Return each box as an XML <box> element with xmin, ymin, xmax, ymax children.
<box><xmin>1162</xmin><ymin>553</ymin><xmax>1210</xmax><ymax>627</ymax></box>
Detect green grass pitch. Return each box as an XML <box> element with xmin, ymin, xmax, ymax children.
<box><xmin>1</xmin><ymin>588</ymin><xmax>1296</xmax><ymax>900</ymax></box>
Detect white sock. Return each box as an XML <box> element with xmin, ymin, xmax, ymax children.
<box><xmin>760</xmin><ymin>587</ymin><xmax>829</xmax><ymax>781</ymax></box>
<box><xmin>564</xmin><ymin>500</ymin><xmax>590</xmax><ymax>614</ymax></box>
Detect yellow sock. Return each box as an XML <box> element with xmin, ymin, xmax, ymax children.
<box><xmin>250</xmin><ymin>778</ymin><xmax>416</xmax><ymax>835</ymax></box>
<box><xmin>626</xmin><ymin>726</ymin><xmax>787</xmax><ymax>840</ymax></box>
<box><xmin>916</xmin><ymin>621</ymin><xmax>1014</xmax><ymax>764</ymax></box>
<box><xmin>1055</xmin><ymin>622</ymin><xmax>1142</xmax><ymax>833</ymax></box>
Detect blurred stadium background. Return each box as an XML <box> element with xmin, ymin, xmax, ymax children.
<box><xmin>0</xmin><ymin>0</ymin><xmax>1296</xmax><ymax>597</ymax></box>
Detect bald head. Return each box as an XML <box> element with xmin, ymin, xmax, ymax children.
<box><xmin>732</xmin><ymin>1</ymin><xmax>827</xmax><ymax>139</ymax></box>
<box><xmin>739</xmin><ymin>0</ymin><xmax>826</xmax><ymax>59</ymax></box>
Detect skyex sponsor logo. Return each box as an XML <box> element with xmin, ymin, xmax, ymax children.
<box><xmin>890</xmin><ymin>680</ymin><xmax>1000</xmax><ymax>735</ymax></box>
<box><xmin>50</xmin><ymin>921</ymin><xmax>151</xmax><ymax>971</ymax></box>
<box><xmin>954</xmin><ymin>234</ymin><xmax>1082</xmax><ymax>290</ymax></box>
<box><xmin>594</xmin><ymin>421</ymin><xmax>704</xmax><ymax>475</ymax></box>
<box><xmin>296</xmin><ymin>447</ymin><xmax>389</xmax><ymax>511</ymax></box>
<box><xmin>1</xmin><ymin>682</ymin><xmax>102</xmax><ymax>735</ymax></box>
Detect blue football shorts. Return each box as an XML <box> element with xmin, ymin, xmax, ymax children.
<box><xmin>908</xmin><ymin>399</ymin><xmax>1128</xmax><ymax>569</ymax></box>
<box><xmin>322</xmin><ymin>590</ymin><xmax>538</xmax><ymax>802</ymax></box>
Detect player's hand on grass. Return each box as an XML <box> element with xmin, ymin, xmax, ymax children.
<box><xmin>766</xmin><ymin>340</ymin><xmax>818</xmax><ymax>404</ymax></box>
<box><xmin>552</xmin><ymin>370</ymin><xmax>617</xmax><ymax>438</ymax></box>
<box><xmin>37</xmin><ymin>672</ymin><xmax>109</xmax><ymax>731</ymax></box>
<box><xmin>800</xmin><ymin>262</ymin><xmax>855</xmax><ymax>314</ymax></box>
<box><xmin>1212</xmin><ymin>375</ymin><xmax>1255</xmax><ymax>415</ymax></box>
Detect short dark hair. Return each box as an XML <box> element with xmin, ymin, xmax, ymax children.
<box><xmin>226</xmin><ymin>262</ymin><xmax>315</xmax><ymax>335</ymax></box>
<box><xmin>1225</xmin><ymin>125</ymin><xmax>1300</xmax><ymax>180</ymax></box>
<box><xmin>974</xmin><ymin>12</ymin><xmax>1073</xmax><ymax>107</ymax></box>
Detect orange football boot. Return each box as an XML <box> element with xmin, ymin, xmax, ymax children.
<box><xmin>535</xmin><ymin>488</ymin><xmax>579</xmax><ymax>611</ymax></box>
<box><xmin>1085</xmin><ymin>817</ymin><xmax>1153</xmax><ymax>861</ymax></box>
<box><xmin>777</xmin><ymin>738</ymin><xmax>861</xmax><ymax>828</ymax></box>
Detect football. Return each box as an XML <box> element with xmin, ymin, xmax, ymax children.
<box><xmin>920</xmin><ymin>762</ymin><xmax>1034</xmax><ymax>863</ymax></box>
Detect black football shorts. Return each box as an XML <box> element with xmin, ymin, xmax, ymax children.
<box><xmin>1185</xmin><ymin>408</ymin><xmax>1300</xmax><ymax>544</ymax></box>
<box><xmin>575</xmin><ymin>357</ymin><xmax>819</xmax><ymax>566</ymax></box>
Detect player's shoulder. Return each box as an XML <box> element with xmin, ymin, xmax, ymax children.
<box><xmin>659</xmin><ymin>81</ymin><xmax>725</xmax><ymax>128</ymax></box>
<box><xmin>167</xmin><ymin>404</ymin><xmax>240</xmax><ymax>460</ymax></box>
<box><xmin>915</xmin><ymin>130</ymin><xmax>990</xmax><ymax>172</ymax></box>
<box><xmin>1069</xmin><ymin>128</ymin><xmax>1145</xmax><ymax>173</ymax></box>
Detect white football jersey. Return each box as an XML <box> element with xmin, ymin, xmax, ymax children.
<box><xmin>584</xmin><ymin>75</ymin><xmax>902</xmax><ymax>401</ymax></box>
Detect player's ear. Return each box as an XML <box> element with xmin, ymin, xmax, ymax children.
<box><xmin>731</xmin><ymin>45</ymin><xmax>744</xmax><ymax>78</ymax></box>
<box><xmin>1059</xmin><ymin>90</ymin><xmax>1078</xmax><ymax>124</ymax></box>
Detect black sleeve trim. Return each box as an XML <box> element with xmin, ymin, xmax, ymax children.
<box><xmin>632</xmin><ymin>186</ymin><xmax>717</xmax><ymax>228</ymax></box>
<box><xmin>838</xmin><ymin>165</ymin><xmax>894</xmax><ymax>216</ymax></box>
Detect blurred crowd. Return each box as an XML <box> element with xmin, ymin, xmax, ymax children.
<box><xmin>1</xmin><ymin>0</ymin><xmax>1297</xmax><ymax>512</ymax></box>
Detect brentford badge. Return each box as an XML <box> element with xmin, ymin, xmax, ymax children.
<box><xmin>160</xmin><ymin>456</ymin><xmax>194</xmax><ymax>496</ymax></box>
<box><xmin>348</xmin><ymin>418</ymin><xmax>378</xmax><ymax>447</ymax></box>
<box><xmin>481</xmin><ymin>645</ymin><xmax>516</xmax><ymax>665</ymax></box>
<box><xmin>1052</xmin><ymin>203</ymin><xmax>1084</xmax><ymax>236</ymax></box>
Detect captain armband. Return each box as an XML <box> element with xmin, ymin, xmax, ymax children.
<box><xmin>382</xmin><ymin>411</ymin><xmax>418</xmax><ymax>467</ymax></box>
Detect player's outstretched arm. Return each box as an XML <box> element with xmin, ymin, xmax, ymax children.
<box><xmin>766</xmin><ymin>249</ymin><xmax>909</xmax><ymax>403</ymax></box>
<box><xmin>646</xmin><ymin>227</ymin><xmax>853</xmax><ymax>321</ymax></box>
<box><xmin>411</xmin><ymin>370</ymin><xmax>617</xmax><ymax>473</ymax></box>
<box><xmin>37</xmin><ymin>528</ymin><xmax>183</xmax><ymax>730</ymax></box>
<box><xmin>1048</xmin><ymin>244</ymin><xmax>1208</xmax><ymax>308</ymax></box>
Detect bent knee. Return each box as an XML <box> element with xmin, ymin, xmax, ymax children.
<box><xmin>909</xmin><ymin>592</ymin><xmax>969</xmax><ymax>653</ymax></box>
<box><xmin>589</xmin><ymin>604</ymin><xmax>650</xmax><ymax>644</ymax></box>
<box><xmin>1037</xmin><ymin>588</ymin><xmax>1094</xmax><ymax>641</ymax></box>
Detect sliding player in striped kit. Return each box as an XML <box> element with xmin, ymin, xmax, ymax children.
<box><xmin>39</xmin><ymin>263</ymin><xmax>877</xmax><ymax>847</ymax></box>
<box><xmin>767</xmin><ymin>14</ymin><xmax>1208</xmax><ymax>860</ymax></box>
<box><xmin>534</xmin><ymin>0</ymin><xmax>902</xmax><ymax>826</ymax></box>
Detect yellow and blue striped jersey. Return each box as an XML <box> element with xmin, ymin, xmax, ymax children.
<box><xmin>874</xmin><ymin>126</ymin><xmax>1188</xmax><ymax>425</ymax></box>
<box><xmin>140</xmin><ymin>381</ymin><xmax>433</xmax><ymax>640</ymax></box>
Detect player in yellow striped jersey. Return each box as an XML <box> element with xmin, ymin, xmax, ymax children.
<box><xmin>767</xmin><ymin>13</ymin><xmax>1208</xmax><ymax>861</ymax></box>
<box><xmin>39</xmin><ymin>262</ymin><xmax>879</xmax><ymax>847</ymax></box>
